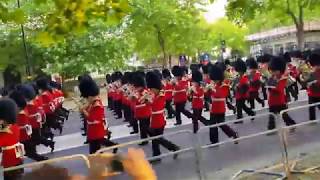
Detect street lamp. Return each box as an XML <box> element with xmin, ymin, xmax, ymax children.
<box><xmin>17</xmin><ymin>0</ymin><xmax>31</xmax><ymax>78</ymax></box>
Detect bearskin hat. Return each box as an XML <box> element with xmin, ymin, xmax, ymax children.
<box><xmin>257</xmin><ymin>54</ymin><xmax>273</xmax><ymax>63</ymax></box>
<box><xmin>190</xmin><ymin>64</ymin><xmax>201</xmax><ymax>72</ymax></box>
<box><xmin>79</xmin><ymin>79</ymin><xmax>100</xmax><ymax>98</ymax></box>
<box><xmin>172</xmin><ymin>66</ymin><xmax>184</xmax><ymax>77</ymax></box>
<box><xmin>224</xmin><ymin>59</ymin><xmax>231</xmax><ymax>66</ymax></box>
<box><xmin>234</xmin><ymin>59</ymin><xmax>247</xmax><ymax>73</ymax></box>
<box><xmin>309</xmin><ymin>52</ymin><xmax>320</xmax><ymax>66</ymax></box>
<box><xmin>17</xmin><ymin>84</ymin><xmax>36</xmax><ymax>101</ymax></box>
<box><xmin>9</xmin><ymin>90</ymin><xmax>27</xmax><ymax>109</ymax></box>
<box><xmin>153</xmin><ymin>69</ymin><xmax>163</xmax><ymax>80</ymax></box>
<box><xmin>114</xmin><ymin>71</ymin><xmax>123</xmax><ymax>81</ymax></box>
<box><xmin>106</xmin><ymin>74</ymin><xmax>112</xmax><ymax>84</ymax></box>
<box><xmin>132</xmin><ymin>72</ymin><xmax>146</xmax><ymax>88</ymax></box>
<box><xmin>246</xmin><ymin>58</ymin><xmax>258</xmax><ymax>69</ymax></box>
<box><xmin>202</xmin><ymin>65</ymin><xmax>209</xmax><ymax>74</ymax></box>
<box><xmin>122</xmin><ymin>72</ymin><xmax>130</xmax><ymax>84</ymax></box>
<box><xmin>283</xmin><ymin>52</ymin><xmax>291</xmax><ymax>63</ymax></box>
<box><xmin>162</xmin><ymin>69</ymin><xmax>171</xmax><ymax>79</ymax></box>
<box><xmin>290</xmin><ymin>50</ymin><xmax>303</xmax><ymax>59</ymax></box>
<box><xmin>209</xmin><ymin>65</ymin><xmax>224</xmax><ymax>81</ymax></box>
<box><xmin>269</xmin><ymin>56</ymin><xmax>286</xmax><ymax>73</ymax></box>
<box><xmin>192</xmin><ymin>70</ymin><xmax>203</xmax><ymax>83</ymax></box>
<box><xmin>36</xmin><ymin>77</ymin><xmax>51</xmax><ymax>91</ymax></box>
<box><xmin>146</xmin><ymin>72</ymin><xmax>162</xmax><ymax>90</ymax></box>
<box><xmin>0</xmin><ymin>98</ymin><xmax>17</xmax><ymax>124</ymax></box>
<box><xmin>50</xmin><ymin>81</ymin><xmax>62</xmax><ymax>90</ymax></box>
<box><xmin>215</xmin><ymin>62</ymin><xmax>227</xmax><ymax>71</ymax></box>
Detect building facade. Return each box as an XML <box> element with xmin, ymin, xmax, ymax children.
<box><xmin>246</xmin><ymin>21</ymin><xmax>320</xmax><ymax>56</ymax></box>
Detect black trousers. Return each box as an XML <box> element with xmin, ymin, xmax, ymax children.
<box><xmin>236</xmin><ymin>99</ymin><xmax>255</xmax><ymax>119</ymax></box>
<box><xmin>261</xmin><ymin>83</ymin><xmax>268</xmax><ymax>100</ymax></box>
<box><xmin>249</xmin><ymin>91</ymin><xmax>264</xmax><ymax>109</ymax></box>
<box><xmin>309</xmin><ymin>97</ymin><xmax>320</xmax><ymax>121</ymax></box>
<box><xmin>209</xmin><ymin>113</ymin><xmax>237</xmax><ymax>144</ymax></box>
<box><xmin>148</xmin><ymin>128</ymin><xmax>179</xmax><ymax>156</ymax></box>
<box><xmin>114</xmin><ymin>100</ymin><xmax>122</xmax><ymax>118</ymax></box>
<box><xmin>89</xmin><ymin>138</ymin><xmax>117</xmax><ymax>154</ymax></box>
<box><xmin>226</xmin><ymin>99</ymin><xmax>236</xmax><ymax>113</ymax></box>
<box><xmin>268</xmin><ymin>105</ymin><xmax>296</xmax><ymax>130</ymax></box>
<box><xmin>132</xmin><ymin>118</ymin><xmax>139</xmax><ymax>133</ymax></box>
<box><xmin>22</xmin><ymin>139</ymin><xmax>45</xmax><ymax>161</ymax></box>
<box><xmin>165</xmin><ymin>100</ymin><xmax>175</xmax><ymax>118</ymax></box>
<box><xmin>32</xmin><ymin>128</ymin><xmax>54</xmax><ymax>147</ymax></box>
<box><xmin>204</xmin><ymin>95</ymin><xmax>211</xmax><ymax>111</ymax></box>
<box><xmin>108</xmin><ymin>97</ymin><xmax>114</xmax><ymax>110</ymax></box>
<box><xmin>286</xmin><ymin>83</ymin><xmax>299</xmax><ymax>102</ymax></box>
<box><xmin>175</xmin><ymin>102</ymin><xmax>193</xmax><ymax>124</ymax></box>
<box><xmin>123</xmin><ymin>105</ymin><xmax>131</xmax><ymax>122</ymax></box>
<box><xmin>137</xmin><ymin>118</ymin><xmax>150</xmax><ymax>140</ymax></box>
<box><xmin>192</xmin><ymin>109</ymin><xmax>208</xmax><ymax>133</ymax></box>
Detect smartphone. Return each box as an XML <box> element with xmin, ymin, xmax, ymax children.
<box><xmin>88</xmin><ymin>153</ymin><xmax>124</xmax><ymax>179</ymax></box>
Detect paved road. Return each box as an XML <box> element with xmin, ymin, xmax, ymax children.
<box><xmin>17</xmin><ymin>90</ymin><xmax>320</xmax><ymax>179</ymax></box>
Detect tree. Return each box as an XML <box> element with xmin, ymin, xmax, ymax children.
<box><xmin>126</xmin><ymin>0</ymin><xmax>209</xmax><ymax>67</ymax></box>
<box><xmin>226</xmin><ymin>0</ymin><xmax>320</xmax><ymax>50</ymax></box>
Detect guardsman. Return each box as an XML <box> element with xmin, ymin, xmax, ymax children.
<box><xmin>246</xmin><ymin>58</ymin><xmax>265</xmax><ymax>109</ymax></box>
<box><xmin>189</xmin><ymin>70</ymin><xmax>208</xmax><ymax>133</ymax></box>
<box><xmin>9</xmin><ymin>90</ymin><xmax>48</xmax><ymax>160</ymax></box>
<box><xmin>162</xmin><ymin>69</ymin><xmax>176</xmax><ymax>119</ymax></box>
<box><xmin>19</xmin><ymin>84</ymin><xmax>55</xmax><ymax>153</ymax></box>
<box><xmin>113</xmin><ymin>72</ymin><xmax>123</xmax><ymax>119</ymax></box>
<box><xmin>266</xmin><ymin>57</ymin><xmax>296</xmax><ymax>130</ymax></box>
<box><xmin>207</xmin><ymin>65</ymin><xmax>239</xmax><ymax>144</ymax></box>
<box><xmin>131</xmin><ymin>72</ymin><xmax>152</xmax><ymax>145</ymax></box>
<box><xmin>283</xmin><ymin>52</ymin><xmax>299</xmax><ymax>102</ymax></box>
<box><xmin>234</xmin><ymin>59</ymin><xmax>255</xmax><ymax>122</ymax></box>
<box><xmin>36</xmin><ymin>77</ymin><xmax>63</xmax><ymax>135</ymax></box>
<box><xmin>171</xmin><ymin>66</ymin><xmax>193</xmax><ymax>126</ymax></box>
<box><xmin>146</xmin><ymin>72</ymin><xmax>180</xmax><ymax>163</ymax></box>
<box><xmin>202</xmin><ymin>65</ymin><xmax>212</xmax><ymax>112</ymax></box>
<box><xmin>0</xmin><ymin>98</ymin><xmax>24</xmax><ymax>180</ymax></box>
<box><xmin>306</xmin><ymin>52</ymin><xmax>320</xmax><ymax>121</ymax></box>
<box><xmin>79</xmin><ymin>77</ymin><xmax>117</xmax><ymax>154</ymax></box>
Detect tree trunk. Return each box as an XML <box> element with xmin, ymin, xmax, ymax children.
<box><xmin>154</xmin><ymin>24</ymin><xmax>167</xmax><ymax>68</ymax></box>
<box><xmin>169</xmin><ymin>54</ymin><xmax>172</xmax><ymax>69</ymax></box>
<box><xmin>296</xmin><ymin>24</ymin><xmax>305</xmax><ymax>51</ymax></box>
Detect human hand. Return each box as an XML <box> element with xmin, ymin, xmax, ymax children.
<box><xmin>123</xmin><ymin>148</ymin><xmax>157</xmax><ymax>180</ymax></box>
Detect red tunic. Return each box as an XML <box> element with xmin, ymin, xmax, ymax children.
<box><xmin>85</xmin><ymin>98</ymin><xmax>107</xmax><ymax>141</ymax></box>
<box><xmin>134</xmin><ymin>89</ymin><xmax>152</xmax><ymax>119</ymax></box>
<box><xmin>164</xmin><ymin>82</ymin><xmax>174</xmax><ymax>101</ymax></box>
<box><xmin>191</xmin><ymin>85</ymin><xmax>204</xmax><ymax>109</ymax></box>
<box><xmin>249</xmin><ymin>71</ymin><xmax>262</xmax><ymax>93</ymax></box>
<box><xmin>40</xmin><ymin>91</ymin><xmax>55</xmax><ymax>114</ymax></box>
<box><xmin>173</xmin><ymin>80</ymin><xmax>188</xmax><ymax>104</ymax></box>
<box><xmin>26</xmin><ymin>101</ymin><xmax>42</xmax><ymax>129</ymax></box>
<box><xmin>268</xmin><ymin>76</ymin><xmax>288</xmax><ymax>106</ymax></box>
<box><xmin>0</xmin><ymin>124</ymin><xmax>23</xmax><ymax>168</ymax></box>
<box><xmin>235</xmin><ymin>75</ymin><xmax>250</xmax><ymax>100</ymax></box>
<box><xmin>17</xmin><ymin>109</ymin><xmax>31</xmax><ymax>142</ymax></box>
<box><xmin>211</xmin><ymin>82</ymin><xmax>229</xmax><ymax>114</ymax></box>
<box><xmin>150</xmin><ymin>91</ymin><xmax>166</xmax><ymax>129</ymax></box>
<box><xmin>307</xmin><ymin>70</ymin><xmax>320</xmax><ymax>98</ymax></box>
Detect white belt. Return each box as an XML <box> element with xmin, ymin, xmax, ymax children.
<box><xmin>173</xmin><ymin>89</ymin><xmax>186</xmax><ymax>93</ymax></box>
<box><xmin>165</xmin><ymin>90</ymin><xmax>173</xmax><ymax>92</ymax></box>
<box><xmin>212</xmin><ymin>98</ymin><xmax>226</xmax><ymax>102</ymax></box>
<box><xmin>136</xmin><ymin>104</ymin><xmax>146</xmax><ymax>108</ymax></box>
<box><xmin>152</xmin><ymin>110</ymin><xmax>165</xmax><ymax>115</ymax></box>
<box><xmin>265</xmin><ymin>86</ymin><xmax>276</xmax><ymax>89</ymax></box>
<box><xmin>307</xmin><ymin>80</ymin><xmax>318</xmax><ymax>87</ymax></box>
<box><xmin>193</xmin><ymin>96</ymin><xmax>204</xmax><ymax>99</ymax></box>
<box><xmin>87</xmin><ymin>121</ymin><xmax>101</xmax><ymax>125</ymax></box>
<box><xmin>2</xmin><ymin>143</ymin><xmax>22</xmax><ymax>151</ymax></box>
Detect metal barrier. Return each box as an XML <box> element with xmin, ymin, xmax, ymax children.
<box><xmin>97</xmin><ymin>129</ymin><xmax>205</xmax><ymax>180</ymax></box>
<box><xmin>197</xmin><ymin>113</ymin><xmax>283</xmax><ymax>179</ymax></box>
<box><xmin>279</xmin><ymin>102</ymin><xmax>320</xmax><ymax>178</ymax></box>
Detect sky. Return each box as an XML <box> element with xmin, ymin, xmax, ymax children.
<box><xmin>203</xmin><ymin>0</ymin><xmax>227</xmax><ymax>23</ymax></box>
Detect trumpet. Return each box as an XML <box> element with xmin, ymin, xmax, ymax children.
<box><xmin>0</xmin><ymin>124</ymin><xmax>12</xmax><ymax>133</ymax></box>
<box><xmin>204</xmin><ymin>82</ymin><xmax>215</xmax><ymax>92</ymax></box>
<box><xmin>187</xmin><ymin>85</ymin><xmax>197</xmax><ymax>95</ymax></box>
<box><xmin>139</xmin><ymin>90</ymin><xmax>153</xmax><ymax>103</ymax></box>
<box><xmin>298</xmin><ymin>62</ymin><xmax>313</xmax><ymax>82</ymax></box>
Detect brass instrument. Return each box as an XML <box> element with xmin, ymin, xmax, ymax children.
<box><xmin>298</xmin><ymin>62</ymin><xmax>313</xmax><ymax>82</ymax></box>
<box><xmin>0</xmin><ymin>124</ymin><xmax>12</xmax><ymax>133</ymax></box>
<box><xmin>139</xmin><ymin>90</ymin><xmax>153</xmax><ymax>103</ymax></box>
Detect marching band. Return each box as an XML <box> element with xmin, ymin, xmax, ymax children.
<box><xmin>0</xmin><ymin>50</ymin><xmax>320</xmax><ymax>180</ymax></box>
